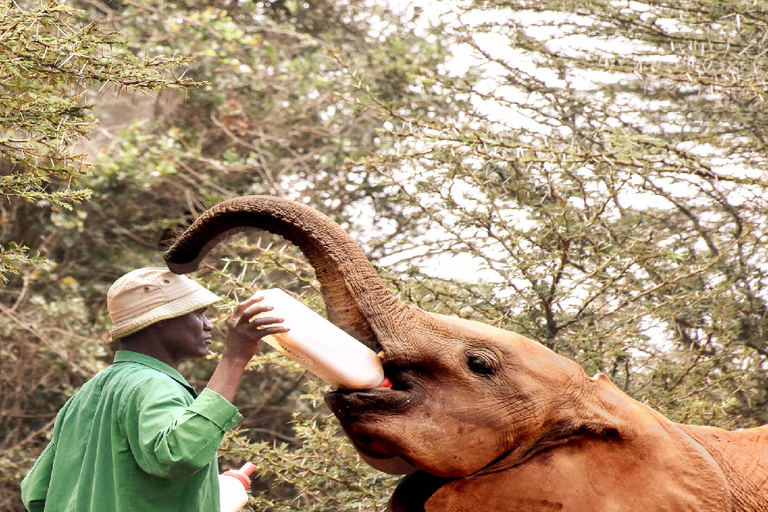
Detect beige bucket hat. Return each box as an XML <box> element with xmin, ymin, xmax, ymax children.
<box><xmin>108</xmin><ymin>267</ymin><xmax>221</xmax><ymax>340</ymax></box>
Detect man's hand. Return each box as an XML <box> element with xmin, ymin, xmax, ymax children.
<box><xmin>224</xmin><ymin>294</ymin><xmax>289</xmax><ymax>361</ymax></box>
<box><xmin>207</xmin><ymin>294</ymin><xmax>289</xmax><ymax>402</ymax></box>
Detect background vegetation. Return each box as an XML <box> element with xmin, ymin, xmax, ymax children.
<box><xmin>2</xmin><ymin>0</ymin><xmax>768</xmax><ymax>510</ymax></box>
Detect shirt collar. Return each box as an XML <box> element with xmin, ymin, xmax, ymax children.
<box><xmin>113</xmin><ymin>350</ymin><xmax>198</xmax><ymax>397</ymax></box>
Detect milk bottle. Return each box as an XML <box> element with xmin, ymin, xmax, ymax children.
<box><xmin>219</xmin><ymin>462</ymin><xmax>257</xmax><ymax>512</ymax></box>
<box><xmin>255</xmin><ymin>288</ymin><xmax>385</xmax><ymax>389</ymax></box>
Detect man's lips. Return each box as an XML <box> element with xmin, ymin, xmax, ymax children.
<box><xmin>378</xmin><ymin>376</ymin><xmax>394</xmax><ymax>389</ymax></box>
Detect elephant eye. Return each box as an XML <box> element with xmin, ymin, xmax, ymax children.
<box><xmin>466</xmin><ymin>350</ymin><xmax>497</xmax><ymax>377</ymax></box>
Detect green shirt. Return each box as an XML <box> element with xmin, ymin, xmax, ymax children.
<box><xmin>20</xmin><ymin>350</ymin><xmax>244</xmax><ymax>512</ymax></box>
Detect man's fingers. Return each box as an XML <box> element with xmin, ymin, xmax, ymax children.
<box><xmin>255</xmin><ymin>325</ymin><xmax>290</xmax><ymax>336</ymax></box>
<box><xmin>247</xmin><ymin>314</ymin><xmax>285</xmax><ymax>328</ymax></box>
<box><xmin>227</xmin><ymin>295</ymin><xmax>289</xmax><ymax>345</ymax></box>
<box><xmin>235</xmin><ymin>294</ymin><xmax>265</xmax><ymax>315</ymax></box>
<box><xmin>242</xmin><ymin>303</ymin><xmax>280</xmax><ymax>324</ymax></box>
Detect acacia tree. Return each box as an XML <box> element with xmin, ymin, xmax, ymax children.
<box><xmin>336</xmin><ymin>0</ymin><xmax>768</xmax><ymax>426</ymax></box>
<box><xmin>0</xmin><ymin>0</ymin><xmax>198</xmax><ymax>279</ymax></box>
<box><xmin>7</xmin><ymin>0</ymin><xmax>768</xmax><ymax>511</ymax></box>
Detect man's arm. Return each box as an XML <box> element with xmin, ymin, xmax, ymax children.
<box><xmin>122</xmin><ymin>376</ymin><xmax>242</xmax><ymax>479</ymax></box>
<box><xmin>20</xmin><ymin>441</ymin><xmax>55</xmax><ymax>512</ymax></box>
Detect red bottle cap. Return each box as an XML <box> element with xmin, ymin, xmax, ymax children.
<box><xmin>223</xmin><ymin>462</ymin><xmax>258</xmax><ymax>490</ymax></box>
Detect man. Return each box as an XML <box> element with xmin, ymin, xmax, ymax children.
<box><xmin>20</xmin><ymin>267</ymin><xmax>288</xmax><ymax>511</ymax></box>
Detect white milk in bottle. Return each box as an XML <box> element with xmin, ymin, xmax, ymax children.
<box><xmin>254</xmin><ymin>288</ymin><xmax>385</xmax><ymax>389</ymax></box>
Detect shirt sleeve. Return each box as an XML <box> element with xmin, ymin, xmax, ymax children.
<box><xmin>20</xmin><ymin>440</ymin><xmax>55</xmax><ymax>512</ymax></box>
<box><xmin>120</xmin><ymin>380</ymin><xmax>243</xmax><ymax>479</ymax></box>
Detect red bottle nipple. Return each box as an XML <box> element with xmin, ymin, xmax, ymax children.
<box><xmin>223</xmin><ymin>462</ymin><xmax>258</xmax><ymax>490</ymax></box>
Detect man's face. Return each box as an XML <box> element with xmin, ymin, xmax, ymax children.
<box><xmin>156</xmin><ymin>307</ymin><xmax>215</xmax><ymax>364</ymax></box>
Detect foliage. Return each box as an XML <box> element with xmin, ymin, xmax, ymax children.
<box><xmin>0</xmin><ymin>0</ymin><xmax>199</xmax><ymax>281</ymax></box>
<box><xmin>3</xmin><ymin>0</ymin><xmax>768</xmax><ymax>511</ymax></box>
<box><xmin>339</xmin><ymin>0</ymin><xmax>768</xmax><ymax>426</ymax></box>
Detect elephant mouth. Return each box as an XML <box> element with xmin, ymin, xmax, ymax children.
<box><xmin>324</xmin><ymin>367</ymin><xmax>422</xmax><ymax>416</ymax></box>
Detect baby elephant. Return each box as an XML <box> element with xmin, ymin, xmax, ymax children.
<box><xmin>165</xmin><ymin>195</ymin><xmax>768</xmax><ymax>512</ymax></box>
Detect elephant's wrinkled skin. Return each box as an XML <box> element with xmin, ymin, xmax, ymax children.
<box><xmin>165</xmin><ymin>196</ymin><xmax>768</xmax><ymax>512</ymax></box>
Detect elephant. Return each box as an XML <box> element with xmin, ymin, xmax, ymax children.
<box><xmin>164</xmin><ymin>195</ymin><xmax>768</xmax><ymax>512</ymax></box>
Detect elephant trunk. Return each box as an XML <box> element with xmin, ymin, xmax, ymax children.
<box><xmin>163</xmin><ymin>196</ymin><xmax>406</xmax><ymax>351</ymax></box>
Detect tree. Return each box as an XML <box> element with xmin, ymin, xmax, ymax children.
<box><xmin>0</xmin><ymin>0</ymin><xmax>197</xmax><ymax>280</ymax></box>
<box><xmin>338</xmin><ymin>0</ymin><xmax>768</xmax><ymax>426</ymax></box>
<box><xmin>6</xmin><ymin>0</ymin><xmax>768</xmax><ymax>510</ymax></box>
